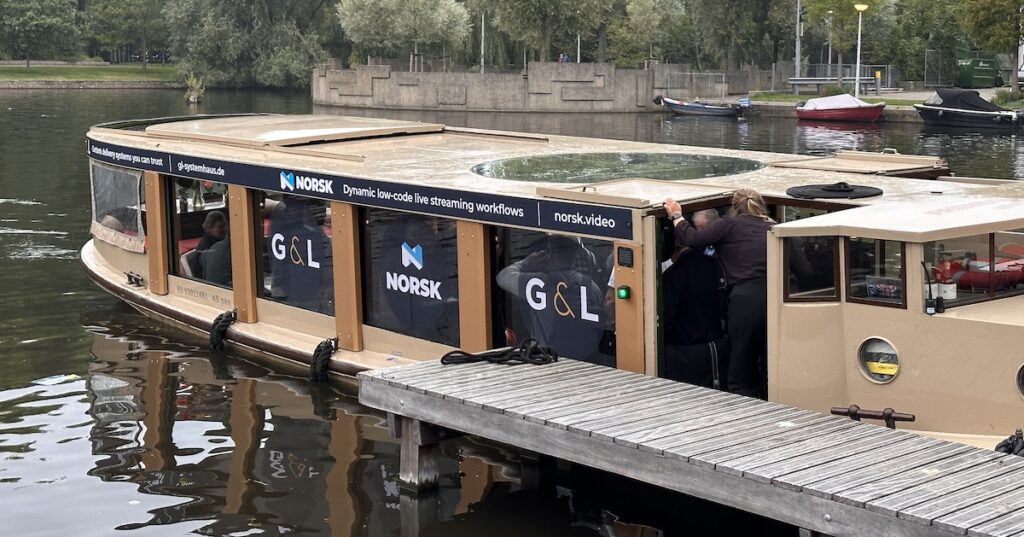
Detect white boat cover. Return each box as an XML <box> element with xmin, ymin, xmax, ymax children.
<box><xmin>798</xmin><ymin>94</ymin><xmax>880</xmax><ymax>110</ymax></box>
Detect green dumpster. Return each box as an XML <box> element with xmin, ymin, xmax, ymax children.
<box><xmin>956</xmin><ymin>54</ymin><xmax>1000</xmax><ymax>88</ymax></box>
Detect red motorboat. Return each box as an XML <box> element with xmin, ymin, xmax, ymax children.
<box><xmin>796</xmin><ymin>94</ymin><xmax>885</xmax><ymax>122</ymax></box>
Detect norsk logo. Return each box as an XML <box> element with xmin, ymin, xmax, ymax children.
<box><xmin>387</xmin><ymin>242</ymin><xmax>441</xmax><ymax>300</ymax></box>
<box><xmin>279</xmin><ymin>170</ymin><xmax>334</xmax><ymax>194</ymax></box>
<box><xmin>280</xmin><ymin>171</ymin><xmax>296</xmax><ymax>191</ymax></box>
<box><xmin>401</xmin><ymin>242</ymin><xmax>423</xmax><ymax>270</ymax></box>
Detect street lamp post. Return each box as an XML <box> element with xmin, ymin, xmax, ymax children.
<box><xmin>854</xmin><ymin>3</ymin><xmax>868</xmax><ymax>98</ymax></box>
<box><xmin>826</xmin><ymin>10</ymin><xmax>833</xmax><ymax>78</ymax></box>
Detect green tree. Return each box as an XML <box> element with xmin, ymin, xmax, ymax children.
<box><xmin>337</xmin><ymin>0</ymin><xmax>401</xmax><ymax>59</ymax></box>
<box><xmin>688</xmin><ymin>0</ymin><xmax>796</xmax><ymax>70</ymax></box>
<box><xmin>0</xmin><ymin>0</ymin><xmax>80</xmax><ymax>68</ymax></box>
<box><xmin>164</xmin><ymin>0</ymin><xmax>329</xmax><ymax>87</ymax></box>
<box><xmin>871</xmin><ymin>0</ymin><xmax>964</xmax><ymax>82</ymax></box>
<box><xmin>963</xmin><ymin>0</ymin><xmax>1024</xmax><ymax>87</ymax></box>
<box><xmin>87</xmin><ymin>0</ymin><xmax>169</xmax><ymax>69</ymax></box>
<box><xmin>804</xmin><ymin>0</ymin><xmax>880</xmax><ymax>82</ymax></box>
<box><xmin>489</xmin><ymin>0</ymin><xmax>612</xmax><ymax>62</ymax></box>
<box><xmin>395</xmin><ymin>0</ymin><xmax>470</xmax><ymax>71</ymax></box>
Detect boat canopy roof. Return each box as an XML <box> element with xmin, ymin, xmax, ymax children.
<box><xmin>88</xmin><ymin>114</ymin><xmax>1023</xmax><ymax>240</ymax></box>
<box><xmin>797</xmin><ymin>94</ymin><xmax>880</xmax><ymax>111</ymax></box>
<box><xmin>773</xmin><ymin>184</ymin><xmax>1024</xmax><ymax>242</ymax></box>
<box><xmin>144</xmin><ymin>114</ymin><xmax>445</xmax><ymax>146</ymax></box>
<box><xmin>923</xmin><ymin>88</ymin><xmax>1008</xmax><ymax>112</ymax></box>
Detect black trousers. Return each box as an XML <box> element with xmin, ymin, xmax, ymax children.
<box><xmin>726</xmin><ymin>277</ymin><xmax>767</xmax><ymax>398</ymax></box>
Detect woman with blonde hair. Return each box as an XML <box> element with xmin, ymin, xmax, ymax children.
<box><xmin>663</xmin><ymin>188</ymin><xmax>774</xmax><ymax>398</ymax></box>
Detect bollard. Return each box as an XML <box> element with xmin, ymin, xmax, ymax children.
<box><xmin>875</xmin><ymin>70</ymin><xmax>881</xmax><ymax>95</ymax></box>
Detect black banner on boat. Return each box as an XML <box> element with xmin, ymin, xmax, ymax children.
<box><xmin>87</xmin><ymin>138</ymin><xmax>634</xmax><ymax>240</ymax></box>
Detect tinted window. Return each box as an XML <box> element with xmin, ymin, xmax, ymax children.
<box><xmin>362</xmin><ymin>209</ymin><xmax>460</xmax><ymax>346</ymax></box>
<box><xmin>258</xmin><ymin>195</ymin><xmax>333</xmax><ymax>314</ymax></box>
<box><xmin>848</xmin><ymin>237</ymin><xmax>904</xmax><ymax>305</ymax></box>
<box><xmin>785</xmin><ymin>236</ymin><xmax>838</xmax><ymax>300</ymax></box>
<box><xmin>492</xmin><ymin>229</ymin><xmax>614</xmax><ymax>366</ymax></box>
<box><xmin>169</xmin><ymin>177</ymin><xmax>231</xmax><ymax>287</ymax></box>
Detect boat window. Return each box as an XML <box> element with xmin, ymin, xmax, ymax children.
<box><xmin>778</xmin><ymin>206</ymin><xmax>826</xmax><ymax>223</ymax></box>
<box><xmin>846</xmin><ymin>237</ymin><xmax>905</xmax><ymax>307</ymax></box>
<box><xmin>492</xmin><ymin>228</ymin><xmax>615</xmax><ymax>367</ymax></box>
<box><xmin>922</xmin><ymin>230</ymin><xmax>1024</xmax><ymax>307</ymax></box>
<box><xmin>784</xmin><ymin>236</ymin><xmax>839</xmax><ymax>301</ymax></box>
<box><xmin>924</xmin><ymin>234</ymin><xmax>992</xmax><ymax>307</ymax></box>
<box><xmin>168</xmin><ymin>177</ymin><xmax>231</xmax><ymax>288</ymax></box>
<box><xmin>89</xmin><ymin>162</ymin><xmax>145</xmax><ymax>252</ymax></box>
<box><xmin>361</xmin><ymin>209</ymin><xmax>460</xmax><ymax>346</ymax></box>
<box><xmin>257</xmin><ymin>194</ymin><xmax>333</xmax><ymax>315</ymax></box>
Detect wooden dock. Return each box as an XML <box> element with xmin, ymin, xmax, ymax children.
<box><xmin>358</xmin><ymin>359</ymin><xmax>1024</xmax><ymax>537</ymax></box>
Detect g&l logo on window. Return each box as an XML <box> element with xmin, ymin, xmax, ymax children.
<box><xmin>524</xmin><ymin>278</ymin><xmax>601</xmax><ymax>323</ymax></box>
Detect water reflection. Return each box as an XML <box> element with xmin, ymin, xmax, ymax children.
<box><xmin>0</xmin><ymin>307</ymin><xmax>794</xmax><ymax>535</ymax></box>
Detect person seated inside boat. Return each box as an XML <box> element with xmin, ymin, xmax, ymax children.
<box><xmin>200</xmin><ymin>227</ymin><xmax>232</xmax><ymax>287</ymax></box>
<box><xmin>662</xmin><ymin>211</ymin><xmax>730</xmax><ymax>389</ymax></box>
<box><xmin>496</xmin><ymin>234</ymin><xmax>608</xmax><ymax>366</ymax></box>
<box><xmin>192</xmin><ymin>210</ymin><xmax>227</xmax><ymax>277</ymax></box>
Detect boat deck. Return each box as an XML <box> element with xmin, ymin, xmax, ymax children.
<box><xmin>359</xmin><ymin>359</ymin><xmax>1024</xmax><ymax>537</ymax></box>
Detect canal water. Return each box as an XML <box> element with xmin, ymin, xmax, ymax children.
<box><xmin>0</xmin><ymin>89</ymin><xmax>1019</xmax><ymax>536</ymax></box>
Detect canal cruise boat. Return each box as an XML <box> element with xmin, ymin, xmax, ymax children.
<box><xmin>82</xmin><ymin>114</ymin><xmax>1024</xmax><ymax>450</ymax></box>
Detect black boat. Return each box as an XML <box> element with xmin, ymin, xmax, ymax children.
<box><xmin>913</xmin><ymin>88</ymin><xmax>1021</xmax><ymax>130</ymax></box>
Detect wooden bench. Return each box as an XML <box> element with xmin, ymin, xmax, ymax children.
<box><xmin>788</xmin><ymin>77</ymin><xmax>877</xmax><ymax>95</ymax></box>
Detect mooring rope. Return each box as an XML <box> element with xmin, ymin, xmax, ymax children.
<box><xmin>209</xmin><ymin>310</ymin><xmax>237</xmax><ymax>351</ymax></box>
<box><xmin>996</xmin><ymin>429</ymin><xmax>1024</xmax><ymax>457</ymax></box>
<box><xmin>309</xmin><ymin>337</ymin><xmax>338</xmax><ymax>383</ymax></box>
<box><xmin>440</xmin><ymin>338</ymin><xmax>559</xmax><ymax>366</ymax></box>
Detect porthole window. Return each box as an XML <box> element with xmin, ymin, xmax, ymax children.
<box><xmin>858</xmin><ymin>338</ymin><xmax>900</xmax><ymax>383</ymax></box>
<box><xmin>1017</xmin><ymin>364</ymin><xmax>1024</xmax><ymax>399</ymax></box>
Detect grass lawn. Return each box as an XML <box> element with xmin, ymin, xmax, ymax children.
<box><xmin>750</xmin><ymin>91</ymin><xmax>921</xmax><ymax>107</ymax></box>
<box><xmin>0</xmin><ymin>64</ymin><xmax>178</xmax><ymax>81</ymax></box>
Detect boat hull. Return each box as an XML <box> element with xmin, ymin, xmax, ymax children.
<box><xmin>665</xmin><ymin>101</ymin><xmax>741</xmax><ymax>117</ymax></box>
<box><xmin>796</xmin><ymin>105</ymin><xmax>885</xmax><ymax>122</ymax></box>
<box><xmin>914</xmin><ymin>104</ymin><xmax>1018</xmax><ymax>130</ymax></box>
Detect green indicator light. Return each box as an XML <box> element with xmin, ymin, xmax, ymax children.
<box><xmin>616</xmin><ymin>285</ymin><xmax>631</xmax><ymax>300</ymax></box>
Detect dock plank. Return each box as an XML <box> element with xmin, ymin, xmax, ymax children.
<box><xmin>805</xmin><ymin>442</ymin><xmax>975</xmax><ymax>504</ymax></box>
<box><xmin>868</xmin><ymin>455</ymin><xmax>1024</xmax><ymax>517</ymax></box>
<box><xmin>743</xmin><ymin>427</ymin><xmax>910</xmax><ymax>484</ymax></box>
<box><xmin>570</xmin><ymin>387</ymin><xmax>731</xmax><ymax>435</ymax></box>
<box><xmin>358</xmin><ymin>359</ymin><xmax>1024</xmax><ymax>537</ymax></box>
<box><xmin>774</xmin><ymin>435</ymin><xmax>944</xmax><ymax>492</ymax></box>
<box><xmin>838</xmin><ymin>449</ymin><xmax>1008</xmax><ymax>511</ymax></box>
<box><xmin>933</xmin><ymin>485</ymin><xmax>1024</xmax><ymax>535</ymax></box>
<box><xmin>659</xmin><ymin>409</ymin><xmax>829</xmax><ymax>458</ymax></box>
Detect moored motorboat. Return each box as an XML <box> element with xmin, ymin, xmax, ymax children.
<box><xmin>795</xmin><ymin>93</ymin><xmax>885</xmax><ymax>122</ymax></box>
<box><xmin>653</xmin><ymin>95</ymin><xmax>745</xmax><ymax>117</ymax></box>
<box><xmin>82</xmin><ymin>114</ymin><xmax>1024</xmax><ymax>450</ymax></box>
<box><xmin>914</xmin><ymin>88</ymin><xmax>1021</xmax><ymax>130</ymax></box>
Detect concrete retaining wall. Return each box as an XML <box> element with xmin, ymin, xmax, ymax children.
<box><xmin>312</xmin><ymin>63</ymin><xmax>742</xmax><ymax>113</ymax></box>
<box><xmin>0</xmin><ymin>80</ymin><xmax>184</xmax><ymax>90</ymax></box>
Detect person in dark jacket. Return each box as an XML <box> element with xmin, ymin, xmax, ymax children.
<box><xmin>663</xmin><ymin>189</ymin><xmax>774</xmax><ymax>398</ymax></box>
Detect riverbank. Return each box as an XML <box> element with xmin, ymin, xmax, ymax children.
<box><xmin>0</xmin><ymin>65</ymin><xmax>182</xmax><ymax>89</ymax></box>
<box><xmin>1</xmin><ymin>80</ymin><xmax>185</xmax><ymax>89</ymax></box>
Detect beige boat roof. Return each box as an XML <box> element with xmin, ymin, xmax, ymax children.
<box><xmin>774</xmin><ymin>183</ymin><xmax>1024</xmax><ymax>242</ymax></box>
<box><xmin>91</xmin><ymin>114</ymin><xmax>1024</xmax><ymax>239</ymax></box>
<box><xmin>144</xmin><ymin>114</ymin><xmax>445</xmax><ymax>147</ymax></box>
<box><xmin>770</xmin><ymin>150</ymin><xmax>947</xmax><ymax>175</ymax></box>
